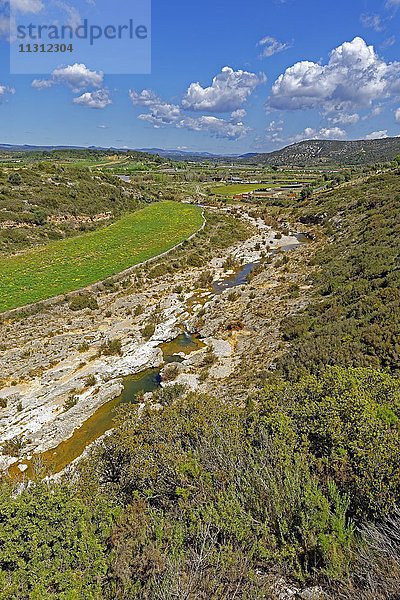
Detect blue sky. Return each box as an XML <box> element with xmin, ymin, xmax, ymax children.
<box><xmin>1</xmin><ymin>0</ymin><xmax>400</xmax><ymax>152</ymax></box>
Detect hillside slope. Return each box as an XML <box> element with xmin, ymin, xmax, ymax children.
<box><xmin>0</xmin><ymin>165</ymin><xmax>147</xmax><ymax>254</ymax></box>
<box><xmin>241</xmin><ymin>137</ymin><xmax>400</xmax><ymax>166</ymax></box>
<box><xmin>1</xmin><ymin>172</ymin><xmax>400</xmax><ymax>599</ymax></box>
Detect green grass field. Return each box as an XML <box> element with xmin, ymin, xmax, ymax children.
<box><xmin>56</xmin><ymin>157</ymin><xmax>130</xmax><ymax>168</ymax></box>
<box><xmin>0</xmin><ymin>201</ymin><xmax>203</xmax><ymax>313</ymax></box>
<box><xmin>213</xmin><ymin>183</ymin><xmax>286</xmax><ymax>196</ymax></box>
<box><xmin>98</xmin><ymin>162</ymin><xmax>150</xmax><ymax>173</ymax></box>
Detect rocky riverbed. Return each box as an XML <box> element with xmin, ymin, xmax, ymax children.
<box><xmin>0</xmin><ymin>207</ymin><xmax>318</xmax><ymax>474</ymax></box>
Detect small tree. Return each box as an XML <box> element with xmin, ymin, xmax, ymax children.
<box><xmin>101</xmin><ymin>338</ymin><xmax>123</xmax><ymax>356</ymax></box>
<box><xmin>8</xmin><ymin>172</ymin><xmax>22</xmax><ymax>185</ymax></box>
<box><xmin>300</xmin><ymin>186</ymin><xmax>313</xmax><ymax>200</ymax></box>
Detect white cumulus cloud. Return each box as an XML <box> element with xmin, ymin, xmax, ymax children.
<box><xmin>73</xmin><ymin>89</ymin><xmax>111</xmax><ymax>109</ymax></box>
<box><xmin>230</xmin><ymin>108</ymin><xmax>246</xmax><ymax>123</ymax></box>
<box><xmin>52</xmin><ymin>63</ymin><xmax>103</xmax><ymax>91</ymax></box>
<box><xmin>32</xmin><ymin>63</ymin><xmax>104</xmax><ymax>92</ymax></box>
<box><xmin>129</xmin><ymin>89</ymin><xmax>181</xmax><ymax>126</ymax></box>
<box><xmin>10</xmin><ymin>0</ymin><xmax>43</xmax><ymax>13</ymax></box>
<box><xmin>269</xmin><ymin>37</ymin><xmax>400</xmax><ymax>112</ymax></box>
<box><xmin>130</xmin><ymin>87</ymin><xmax>249</xmax><ymax>139</ymax></box>
<box><xmin>129</xmin><ymin>89</ymin><xmax>160</xmax><ymax>107</ymax></box>
<box><xmin>178</xmin><ymin>115</ymin><xmax>249</xmax><ymax>139</ymax></box>
<box><xmin>292</xmin><ymin>126</ymin><xmax>347</xmax><ymax>143</ymax></box>
<box><xmin>137</xmin><ymin>102</ymin><xmax>181</xmax><ymax>127</ymax></box>
<box><xmin>258</xmin><ymin>36</ymin><xmax>291</xmax><ymax>58</ymax></box>
<box><xmin>31</xmin><ymin>78</ymin><xmax>54</xmax><ymax>89</ymax></box>
<box><xmin>365</xmin><ymin>130</ymin><xmax>388</xmax><ymax>139</ymax></box>
<box><xmin>395</xmin><ymin>108</ymin><xmax>400</xmax><ymax>122</ymax></box>
<box><xmin>182</xmin><ymin>66</ymin><xmax>265</xmax><ymax>112</ymax></box>
<box><xmin>328</xmin><ymin>112</ymin><xmax>360</xmax><ymax>125</ymax></box>
<box><xmin>0</xmin><ymin>84</ymin><xmax>15</xmax><ymax>96</ymax></box>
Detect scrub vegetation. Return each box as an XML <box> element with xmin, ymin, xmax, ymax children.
<box><xmin>1</xmin><ymin>154</ymin><xmax>400</xmax><ymax>599</ymax></box>
<box><xmin>0</xmin><ymin>163</ymin><xmax>147</xmax><ymax>254</ymax></box>
<box><xmin>278</xmin><ymin>172</ymin><xmax>400</xmax><ymax>379</ymax></box>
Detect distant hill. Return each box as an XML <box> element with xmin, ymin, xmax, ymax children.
<box><xmin>0</xmin><ymin>144</ymin><xmax>143</xmax><ymax>152</ymax></box>
<box><xmin>136</xmin><ymin>148</ymin><xmax>240</xmax><ymax>161</ymax></box>
<box><xmin>0</xmin><ymin>163</ymin><xmax>150</xmax><ymax>255</ymax></box>
<box><xmin>4</xmin><ymin>139</ymin><xmax>400</xmax><ymax>166</ymax></box>
<box><xmin>0</xmin><ymin>144</ymin><xmax>237</xmax><ymax>163</ymax></box>
<box><xmin>0</xmin><ymin>145</ymin><xmax>162</xmax><ymax>163</ymax></box>
<box><xmin>0</xmin><ymin>144</ymin><xmax>85</xmax><ymax>152</ymax></box>
<box><xmin>240</xmin><ymin>138</ymin><xmax>400</xmax><ymax>166</ymax></box>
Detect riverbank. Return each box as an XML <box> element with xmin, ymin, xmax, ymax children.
<box><xmin>0</xmin><ymin>206</ymin><xmax>317</xmax><ymax>476</ymax></box>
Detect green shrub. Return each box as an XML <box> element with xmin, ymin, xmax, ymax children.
<box><xmin>1</xmin><ymin>436</ymin><xmax>26</xmax><ymax>457</ymax></box>
<box><xmin>64</xmin><ymin>394</ymin><xmax>79</xmax><ymax>411</ymax></box>
<box><xmin>8</xmin><ymin>173</ymin><xmax>22</xmax><ymax>185</ymax></box>
<box><xmin>260</xmin><ymin>367</ymin><xmax>400</xmax><ymax>518</ymax></box>
<box><xmin>85</xmin><ymin>374</ymin><xmax>96</xmax><ymax>387</ymax></box>
<box><xmin>78</xmin><ymin>341</ymin><xmax>90</xmax><ymax>352</ymax></box>
<box><xmin>134</xmin><ymin>305</ymin><xmax>144</xmax><ymax>317</ymax></box>
<box><xmin>0</xmin><ymin>482</ymin><xmax>113</xmax><ymax>599</ymax></box>
<box><xmin>101</xmin><ymin>339</ymin><xmax>122</xmax><ymax>356</ymax></box>
<box><xmin>142</xmin><ymin>322</ymin><xmax>156</xmax><ymax>340</ymax></box>
<box><xmin>154</xmin><ymin>383</ymin><xmax>186</xmax><ymax>405</ymax></box>
<box><xmin>81</xmin><ymin>385</ymin><xmax>359</xmax><ymax>594</ymax></box>
<box><xmin>68</xmin><ymin>294</ymin><xmax>99</xmax><ymax>312</ymax></box>
<box><xmin>278</xmin><ymin>172</ymin><xmax>400</xmax><ymax>379</ymax></box>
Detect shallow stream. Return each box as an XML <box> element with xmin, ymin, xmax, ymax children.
<box><xmin>9</xmin><ymin>332</ymin><xmax>204</xmax><ymax>478</ymax></box>
<box><xmin>8</xmin><ymin>231</ymin><xmax>308</xmax><ymax>478</ymax></box>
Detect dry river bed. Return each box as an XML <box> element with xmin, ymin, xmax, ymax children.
<box><xmin>0</xmin><ymin>207</ymin><xmax>319</xmax><ymax>476</ymax></box>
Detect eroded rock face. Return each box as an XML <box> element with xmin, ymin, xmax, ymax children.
<box><xmin>0</xmin><ymin>207</ymin><xmax>316</xmax><ymax>473</ymax></box>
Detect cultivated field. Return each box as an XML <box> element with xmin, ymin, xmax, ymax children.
<box><xmin>0</xmin><ymin>201</ymin><xmax>203</xmax><ymax>312</ymax></box>
<box><xmin>213</xmin><ymin>183</ymin><xmax>301</xmax><ymax>196</ymax></box>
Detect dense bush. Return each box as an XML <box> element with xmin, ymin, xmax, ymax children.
<box><xmin>68</xmin><ymin>293</ymin><xmax>99</xmax><ymax>311</ymax></box>
<box><xmin>278</xmin><ymin>173</ymin><xmax>400</xmax><ymax>379</ymax></box>
<box><xmin>0</xmin><ymin>482</ymin><xmax>114</xmax><ymax>599</ymax></box>
<box><xmin>101</xmin><ymin>338</ymin><xmax>123</xmax><ymax>356</ymax></box>
<box><xmin>3</xmin><ymin>366</ymin><xmax>400</xmax><ymax>597</ymax></box>
<box><xmin>141</xmin><ymin>322</ymin><xmax>156</xmax><ymax>340</ymax></box>
<box><xmin>74</xmin><ymin>366</ymin><xmax>399</xmax><ymax>596</ymax></box>
<box><xmin>260</xmin><ymin>367</ymin><xmax>400</xmax><ymax>518</ymax></box>
<box><xmin>8</xmin><ymin>173</ymin><xmax>22</xmax><ymax>186</ymax></box>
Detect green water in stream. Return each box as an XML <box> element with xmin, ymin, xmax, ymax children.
<box><xmin>9</xmin><ymin>333</ymin><xmax>204</xmax><ymax>478</ymax></box>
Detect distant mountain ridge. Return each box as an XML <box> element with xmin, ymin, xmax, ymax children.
<box><xmin>2</xmin><ymin>138</ymin><xmax>400</xmax><ymax>166</ymax></box>
<box><xmin>136</xmin><ymin>148</ymin><xmax>241</xmax><ymax>160</ymax></box>
<box><xmin>0</xmin><ymin>144</ymin><xmax>239</xmax><ymax>160</ymax></box>
<box><xmin>240</xmin><ymin>138</ymin><xmax>400</xmax><ymax>166</ymax></box>
<box><xmin>0</xmin><ymin>144</ymin><xmax>241</xmax><ymax>163</ymax></box>
<box><xmin>0</xmin><ymin>145</ymin><xmax>163</xmax><ymax>162</ymax></box>
<box><xmin>0</xmin><ymin>144</ymin><xmax>85</xmax><ymax>151</ymax></box>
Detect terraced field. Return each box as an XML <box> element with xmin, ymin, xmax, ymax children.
<box><xmin>213</xmin><ymin>183</ymin><xmax>297</xmax><ymax>196</ymax></box>
<box><xmin>0</xmin><ymin>201</ymin><xmax>203</xmax><ymax>312</ymax></box>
